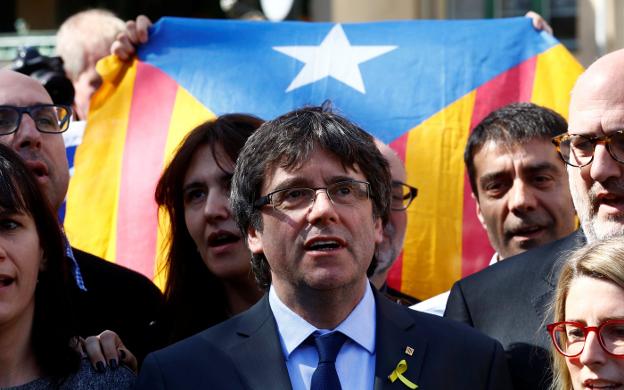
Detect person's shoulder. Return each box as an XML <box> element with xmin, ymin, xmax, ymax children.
<box><xmin>61</xmin><ymin>359</ymin><xmax>135</xmax><ymax>390</ymax></box>
<box><xmin>402</xmin><ymin>303</ymin><xmax>500</xmax><ymax>345</ymax></box>
<box><xmin>455</xmin><ymin>230</ymin><xmax>584</xmax><ymax>288</ymax></box>
<box><xmin>72</xmin><ymin>247</ymin><xmax>161</xmax><ymax>295</ymax></box>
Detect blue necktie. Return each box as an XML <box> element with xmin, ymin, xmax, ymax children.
<box><xmin>310</xmin><ymin>332</ymin><xmax>347</xmax><ymax>390</ymax></box>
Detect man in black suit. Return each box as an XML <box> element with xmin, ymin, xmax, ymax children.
<box><xmin>445</xmin><ymin>50</ymin><xmax>624</xmax><ymax>389</ymax></box>
<box><xmin>138</xmin><ymin>106</ymin><xmax>512</xmax><ymax>389</ymax></box>
<box><xmin>0</xmin><ymin>70</ymin><xmax>162</xmax><ymax>365</ymax></box>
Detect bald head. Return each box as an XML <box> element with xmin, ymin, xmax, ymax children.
<box><xmin>0</xmin><ymin>70</ymin><xmax>70</xmax><ymax>212</ymax></box>
<box><xmin>0</xmin><ymin>70</ymin><xmax>53</xmax><ymax>105</ymax></box>
<box><xmin>568</xmin><ymin>48</ymin><xmax>624</xmax><ymax>243</ymax></box>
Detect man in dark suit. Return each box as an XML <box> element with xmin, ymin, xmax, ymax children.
<box><xmin>138</xmin><ymin>106</ymin><xmax>512</xmax><ymax>389</ymax></box>
<box><xmin>0</xmin><ymin>70</ymin><xmax>163</xmax><ymax>364</ymax></box>
<box><xmin>445</xmin><ymin>50</ymin><xmax>624</xmax><ymax>390</ymax></box>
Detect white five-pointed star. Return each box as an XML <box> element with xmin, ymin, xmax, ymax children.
<box><xmin>273</xmin><ymin>24</ymin><xmax>397</xmax><ymax>93</ymax></box>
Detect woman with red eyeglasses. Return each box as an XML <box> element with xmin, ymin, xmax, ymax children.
<box><xmin>547</xmin><ymin>237</ymin><xmax>624</xmax><ymax>390</ymax></box>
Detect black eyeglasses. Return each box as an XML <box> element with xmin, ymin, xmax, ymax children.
<box><xmin>0</xmin><ymin>104</ymin><xmax>72</xmax><ymax>135</ymax></box>
<box><xmin>391</xmin><ymin>181</ymin><xmax>418</xmax><ymax>211</ymax></box>
<box><xmin>254</xmin><ymin>180</ymin><xmax>371</xmax><ymax>213</ymax></box>
<box><xmin>547</xmin><ymin>320</ymin><xmax>624</xmax><ymax>357</ymax></box>
<box><xmin>552</xmin><ymin>131</ymin><xmax>624</xmax><ymax>168</ymax></box>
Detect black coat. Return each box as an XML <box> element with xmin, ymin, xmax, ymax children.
<box><xmin>70</xmin><ymin>247</ymin><xmax>164</xmax><ymax>362</ymax></box>
<box><xmin>444</xmin><ymin>231</ymin><xmax>585</xmax><ymax>390</ymax></box>
<box><xmin>137</xmin><ymin>289</ymin><xmax>512</xmax><ymax>389</ymax></box>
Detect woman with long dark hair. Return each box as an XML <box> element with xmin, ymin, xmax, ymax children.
<box><xmin>0</xmin><ymin>143</ymin><xmax>134</xmax><ymax>388</ymax></box>
<box><xmin>154</xmin><ymin>114</ymin><xmax>264</xmax><ymax>344</ymax></box>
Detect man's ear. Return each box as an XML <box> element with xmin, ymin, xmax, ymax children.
<box><xmin>247</xmin><ymin>225</ymin><xmax>264</xmax><ymax>255</ymax></box>
<box><xmin>39</xmin><ymin>248</ymin><xmax>47</xmax><ymax>271</ymax></box>
<box><xmin>473</xmin><ymin>193</ymin><xmax>487</xmax><ymax>231</ymax></box>
<box><xmin>373</xmin><ymin>217</ymin><xmax>383</xmax><ymax>245</ymax></box>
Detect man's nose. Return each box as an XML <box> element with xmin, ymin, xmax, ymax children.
<box><xmin>590</xmin><ymin>143</ymin><xmax>622</xmax><ymax>182</ymax></box>
<box><xmin>306</xmin><ymin>190</ymin><xmax>339</xmax><ymax>224</ymax></box>
<box><xmin>508</xmin><ymin>180</ymin><xmax>537</xmax><ymax>213</ymax></box>
<box><xmin>13</xmin><ymin>113</ymin><xmax>43</xmax><ymax>151</ymax></box>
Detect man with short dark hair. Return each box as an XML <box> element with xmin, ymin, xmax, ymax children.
<box><xmin>463</xmin><ymin>102</ymin><xmax>576</xmax><ymax>260</ymax></box>
<box><xmin>443</xmin><ymin>101</ymin><xmax>603</xmax><ymax>389</ymax></box>
<box><xmin>415</xmin><ymin>102</ymin><xmax>577</xmax><ymax>317</ymax></box>
<box><xmin>137</xmin><ymin>106</ymin><xmax>512</xmax><ymax>389</ymax></box>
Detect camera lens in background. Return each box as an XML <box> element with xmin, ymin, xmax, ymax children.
<box><xmin>11</xmin><ymin>47</ymin><xmax>75</xmax><ymax>107</ymax></box>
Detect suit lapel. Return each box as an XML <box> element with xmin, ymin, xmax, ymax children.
<box><xmin>227</xmin><ymin>296</ymin><xmax>293</xmax><ymax>390</ymax></box>
<box><xmin>373</xmin><ymin>290</ymin><xmax>426</xmax><ymax>390</ymax></box>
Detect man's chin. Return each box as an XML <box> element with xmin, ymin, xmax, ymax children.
<box><xmin>583</xmin><ymin>216</ymin><xmax>624</xmax><ymax>242</ymax></box>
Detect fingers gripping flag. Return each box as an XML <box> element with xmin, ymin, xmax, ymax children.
<box><xmin>65</xmin><ymin>17</ymin><xmax>583</xmax><ymax>298</ymax></box>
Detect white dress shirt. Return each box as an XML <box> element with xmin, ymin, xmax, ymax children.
<box><xmin>269</xmin><ymin>283</ymin><xmax>376</xmax><ymax>390</ymax></box>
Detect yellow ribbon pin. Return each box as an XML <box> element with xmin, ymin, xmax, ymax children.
<box><xmin>388</xmin><ymin>359</ymin><xmax>418</xmax><ymax>389</ymax></box>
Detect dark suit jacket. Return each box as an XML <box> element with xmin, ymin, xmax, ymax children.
<box><xmin>137</xmin><ymin>288</ymin><xmax>512</xmax><ymax>389</ymax></box>
<box><xmin>444</xmin><ymin>231</ymin><xmax>585</xmax><ymax>390</ymax></box>
<box><xmin>70</xmin><ymin>248</ymin><xmax>164</xmax><ymax>362</ymax></box>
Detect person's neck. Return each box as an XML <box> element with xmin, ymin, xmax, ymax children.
<box><xmin>274</xmin><ymin>277</ymin><xmax>368</xmax><ymax>329</ymax></box>
<box><xmin>223</xmin><ymin>275</ymin><xmax>264</xmax><ymax>316</ymax></box>
<box><xmin>369</xmin><ymin>271</ymin><xmax>389</xmax><ymax>290</ymax></box>
<box><xmin>0</xmin><ymin>309</ymin><xmax>41</xmax><ymax>387</ymax></box>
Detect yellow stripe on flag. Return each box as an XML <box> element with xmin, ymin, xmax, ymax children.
<box><xmin>153</xmin><ymin>87</ymin><xmax>216</xmax><ymax>289</ymax></box>
<box><xmin>66</xmin><ymin>57</ymin><xmax>137</xmax><ymax>262</ymax></box>
<box><xmin>531</xmin><ymin>44</ymin><xmax>584</xmax><ymax>119</ymax></box>
<box><xmin>401</xmin><ymin>91</ymin><xmax>477</xmax><ymax>300</ymax></box>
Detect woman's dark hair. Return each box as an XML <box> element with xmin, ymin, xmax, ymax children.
<box><xmin>0</xmin><ymin>143</ymin><xmax>79</xmax><ymax>382</ymax></box>
<box><xmin>155</xmin><ymin>113</ymin><xmax>263</xmax><ymax>343</ymax></box>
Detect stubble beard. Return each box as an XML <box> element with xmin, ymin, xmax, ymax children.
<box><xmin>570</xmin><ymin>173</ymin><xmax>624</xmax><ymax>243</ymax></box>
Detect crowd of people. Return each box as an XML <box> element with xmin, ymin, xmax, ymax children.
<box><xmin>1</xmin><ymin>7</ymin><xmax>624</xmax><ymax>390</ymax></box>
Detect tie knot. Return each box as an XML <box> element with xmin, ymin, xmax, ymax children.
<box><xmin>313</xmin><ymin>332</ymin><xmax>347</xmax><ymax>363</ymax></box>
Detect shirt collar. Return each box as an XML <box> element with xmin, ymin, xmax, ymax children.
<box><xmin>269</xmin><ymin>282</ymin><xmax>376</xmax><ymax>358</ymax></box>
<box><xmin>62</xmin><ymin>231</ymin><xmax>87</xmax><ymax>291</ymax></box>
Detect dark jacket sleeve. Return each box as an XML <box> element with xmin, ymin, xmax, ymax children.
<box><xmin>443</xmin><ymin>281</ymin><xmax>473</xmax><ymax>325</ymax></box>
<box><xmin>135</xmin><ymin>353</ymin><xmax>166</xmax><ymax>390</ymax></box>
<box><xmin>488</xmin><ymin>340</ymin><xmax>514</xmax><ymax>390</ymax></box>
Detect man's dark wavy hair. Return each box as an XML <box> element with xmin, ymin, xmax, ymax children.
<box><xmin>0</xmin><ymin>143</ymin><xmax>79</xmax><ymax>382</ymax></box>
<box><xmin>465</xmin><ymin>102</ymin><xmax>567</xmax><ymax>199</ymax></box>
<box><xmin>230</xmin><ymin>105</ymin><xmax>392</xmax><ymax>289</ymax></box>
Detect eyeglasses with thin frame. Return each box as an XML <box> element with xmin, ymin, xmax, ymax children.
<box><xmin>552</xmin><ymin>131</ymin><xmax>624</xmax><ymax>168</ymax></box>
<box><xmin>391</xmin><ymin>181</ymin><xmax>418</xmax><ymax>211</ymax></box>
<box><xmin>547</xmin><ymin>320</ymin><xmax>624</xmax><ymax>357</ymax></box>
<box><xmin>0</xmin><ymin>104</ymin><xmax>72</xmax><ymax>136</ymax></box>
<box><xmin>254</xmin><ymin>179</ymin><xmax>371</xmax><ymax>212</ymax></box>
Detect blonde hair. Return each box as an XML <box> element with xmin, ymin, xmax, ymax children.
<box><xmin>550</xmin><ymin>238</ymin><xmax>624</xmax><ymax>390</ymax></box>
<box><xmin>55</xmin><ymin>9</ymin><xmax>125</xmax><ymax>81</ymax></box>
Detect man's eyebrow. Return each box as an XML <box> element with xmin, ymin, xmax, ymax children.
<box><xmin>479</xmin><ymin>171</ymin><xmax>508</xmax><ymax>185</ymax></box>
<box><xmin>269</xmin><ymin>175</ymin><xmax>359</xmax><ymax>191</ymax></box>
<box><xmin>522</xmin><ymin>162</ymin><xmax>561</xmax><ymax>175</ymax></box>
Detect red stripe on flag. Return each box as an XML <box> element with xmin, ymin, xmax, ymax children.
<box><xmin>386</xmin><ymin>132</ymin><xmax>409</xmax><ymax>291</ymax></box>
<box><xmin>461</xmin><ymin>56</ymin><xmax>537</xmax><ymax>277</ymax></box>
<box><xmin>116</xmin><ymin>62</ymin><xmax>178</xmax><ymax>278</ymax></box>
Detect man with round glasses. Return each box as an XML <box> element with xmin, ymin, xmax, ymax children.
<box><xmin>0</xmin><ymin>69</ymin><xmax>162</xmax><ymax>365</ymax></box>
<box><xmin>137</xmin><ymin>106</ymin><xmax>512</xmax><ymax>389</ymax></box>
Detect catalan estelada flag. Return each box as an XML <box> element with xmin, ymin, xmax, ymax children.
<box><xmin>65</xmin><ymin>17</ymin><xmax>583</xmax><ymax>298</ymax></box>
